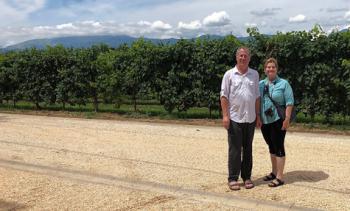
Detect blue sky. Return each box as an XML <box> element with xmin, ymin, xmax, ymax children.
<box><xmin>0</xmin><ymin>0</ymin><xmax>349</xmax><ymax>47</ymax></box>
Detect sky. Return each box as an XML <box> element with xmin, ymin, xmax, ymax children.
<box><xmin>0</xmin><ymin>0</ymin><xmax>349</xmax><ymax>47</ymax></box>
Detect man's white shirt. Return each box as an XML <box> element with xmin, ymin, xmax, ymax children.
<box><xmin>220</xmin><ymin>66</ymin><xmax>260</xmax><ymax>123</ymax></box>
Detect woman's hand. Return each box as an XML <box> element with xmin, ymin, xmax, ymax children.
<box><xmin>281</xmin><ymin>118</ymin><xmax>290</xmax><ymax>130</ymax></box>
<box><xmin>282</xmin><ymin>105</ymin><xmax>293</xmax><ymax>130</ymax></box>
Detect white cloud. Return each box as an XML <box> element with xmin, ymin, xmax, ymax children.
<box><xmin>56</xmin><ymin>23</ymin><xmax>76</xmax><ymax>30</ymax></box>
<box><xmin>0</xmin><ymin>0</ymin><xmax>45</xmax><ymax>26</ymax></box>
<box><xmin>245</xmin><ymin>23</ymin><xmax>257</xmax><ymax>28</ymax></box>
<box><xmin>10</xmin><ymin>0</ymin><xmax>46</xmax><ymax>12</ymax></box>
<box><xmin>327</xmin><ymin>25</ymin><xmax>341</xmax><ymax>33</ymax></box>
<box><xmin>0</xmin><ymin>20</ymin><xmax>178</xmax><ymax>47</ymax></box>
<box><xmin>345</xmin><ymin>11</ymin><xmax>350</xmax><ymax>21</ymax></box>
<box><xmin>250</xmin><ymin>8</ymin><xmax>281</xmax><ymax>17</ymax></box>
<box><xmin>178</xmin><ymin>20</ymin><xmax>202</xmax><ymax>30</ymax></box>
<box><xmin>289</xmin><ymin>14</ymin><xmax>307</xmax><ymax>23</ymax></box>
<box><xmin>203</xmin><ymin>11</ymin><xmax>231</xmax><ymax>27</ymax></box>
<box><xmin>340</xmin><ymin>24</ymin><xmax>350</xmax><ymax>31</ymax></box>
<box><xmin>2</xmin><ymin>0</ymin><xmax>350</xmax><ymax>46</ymax></box>
<box><xmin>151</xmin><ymin>20</ymin><xmax>172</xmax><ymax>30</ymax></box>
<box><xmin>137</xmin><ymin>21</ymin><xmax>152</xmax><ymax>26</ymax></box>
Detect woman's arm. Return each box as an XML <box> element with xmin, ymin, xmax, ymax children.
<box><xmin>282</xmin><ymin>105</ymin><xmax>293</xmax><ymax>130</ymax></box>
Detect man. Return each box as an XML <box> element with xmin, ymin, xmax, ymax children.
<box><xmin>220</xmin><ymin>47</ymin><xmax>261</xmax><ymax>190</ymax></box>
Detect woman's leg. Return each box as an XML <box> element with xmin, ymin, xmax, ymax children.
<box><xmin>276</xmin><ymin>156</ymin><xmax>285</xmax><ymax>180</ymax></box>
<box><xmin>261</xmin><ymin>123</ymin><xmax>276</xmax><ymax>174</ymax></box>
<box><xmin>272</xmin><ymin>119</ymin><xmax>286</xmax><ymax>181</ymax></box>
<box><xmin>270</xmin><ymin>154</ymin><xmax>277</xmax><ymax>175</ymax></box>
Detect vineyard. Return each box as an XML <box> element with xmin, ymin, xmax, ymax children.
<box><xmin>0</xmin><ymin>26</ymin><xmax>349</xmax><ymax>124</ymax></box>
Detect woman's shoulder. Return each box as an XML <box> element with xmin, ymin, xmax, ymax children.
<box><xmin>259</xmin><ymin>80</ymin><xmax>266</xmax><ymax>88</ymax></box>
<box><xmin>259</xmin><ymin>79</ymin><xmax>266</xmax><ymax>85</ymax></box>
<box><xmin>277</xmin><ymin>77</ymin><xmax>291</xmax><ymax>85</ymax></box>
<box><xmin>277</xmin><ymin>78</ymin><xmax>293</xmax><ymax>90</ymax></box>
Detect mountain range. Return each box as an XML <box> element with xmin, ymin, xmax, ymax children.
<box><xmin>2</xmin><ymin>28</ymin><xmax>348</xmax><ymax>52</ymax></box>
<box><xmin>1</xmin><ymin>35</ymin><xmax>249</xmax><ymax>52</ymax></box>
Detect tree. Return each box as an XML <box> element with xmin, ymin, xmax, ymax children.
<box><xmin>0</xmin><ymin>52</ymin><xmax>23</xmax><ymax>106</ymax></box>
<box><xmin>17</xmin><ymin>48</ymin><xmax>46</xmax><ymax>109</ymax></box>
<box><xmin>159</xmin><ymin>39</ymin><xmax>197</xmax><ymax>113</ymax></box>
<box><xmin>41</xmin><ymin>45</ymin><xmax>70</xmax><ymax>105</ymax></box>
<box><xmin>125</xmin><ymin>39</ymin><xmax>156</xmax><ymax>111</ymax></box>
<box><xmin>96</xmin><ymin>50</ymin><xmax>124</xmax><ymax>108</ymax></box>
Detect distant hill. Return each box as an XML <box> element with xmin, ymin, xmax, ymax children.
<box><xmin>3</xmin><ymin>29</ymin><xmax>348</xmax><ymax>52</ymax></box>
<box><xmin>1</xmin><ymin>34</ymin><xmax>249</xmax><ymax>51</ymax></box>
<box><xmin>2</xmin><ymin>35</ymin><xmax>176</xmax><ymax>51</ymax></box>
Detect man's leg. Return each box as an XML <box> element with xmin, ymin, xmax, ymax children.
<box><xmin>241</xmin><ymin>122</ymin><xmax>255</xmax><ymax>181</ymax></box>
<box><xmin>227</xmin><ymin>120</ymin><xmax>243</xmax><ymax>182</ymax></box>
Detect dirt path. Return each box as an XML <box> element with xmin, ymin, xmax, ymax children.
<box><xmin>0</xmin><ymin>113</ymin><xmax>349</xmax><ymax>210</ymax></box>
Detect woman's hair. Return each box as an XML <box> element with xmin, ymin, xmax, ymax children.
<box><xmin>264</xmin><ymin>58</ymin><xmax>278</xmax><ymax>69</ymax></box>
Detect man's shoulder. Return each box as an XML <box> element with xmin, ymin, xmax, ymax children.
<box><xmin>223</xmin><ymin>68</ymin><xmax>235</xmax><ymax>77</ymax></box>
<box><xmin>248</xmin><ymin>68</ymin><xmax>259</xmax><ymax>78</ymax></box>
<box><xmin>248</xmin><ymin>67</ymin><xmax>258</xmax><ymax>74</ymax></box>
<box><xmin>227</xmin><ymin>67</ymin><xmax>236</xmax><ymax>73</ymax></box>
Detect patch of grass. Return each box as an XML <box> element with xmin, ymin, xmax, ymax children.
<box><xmin>295</xmin><ymin>113</ymin><xmax>350</xmax><ymax>126</ymax></box>
<box><xmin>84</xmin><ymin>112</ymin><xmax>97</xmax><ymax>119</ymax></box>
<box><xmin>1</xmin><ymin>101</ymin><xmax>349</xmax><ymax>133</ymax></box>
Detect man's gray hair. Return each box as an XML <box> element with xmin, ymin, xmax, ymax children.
<box><xmin>236</xmin><ymin>47</ymin><xmax>251</xmax><ymax>57</ymax></box>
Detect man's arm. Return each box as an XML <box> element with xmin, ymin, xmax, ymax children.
<box><xmin>255</xmin><ymin>97</ymin><xmax>262</xmax><ymax>128</ymax></box>
<box><xmin>221</xmin><ymin>96</ymin><xmax>230</xmax><ymax>129</ymax></box>
<box><xmin>255</xmin><ymin>72</ymin><xmax>262</xmax><ymax>128</ymax></box>
<box><xmin>220</xmin><ymin>71</ymin><xmax>231</xmax><ymax>129</ymax></box>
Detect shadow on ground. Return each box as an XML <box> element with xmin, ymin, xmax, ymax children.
<box><xmin>254</xmin><ymin>170</ymin><xmax>329</xmax><ymax>186</ymax></box>
<box><xmin>284</xmin><ymin>170</ymin><xmax>329</xmax><ymax>184</ymax></box>
<box><xmin>0</xmin><ymin>199</ymin><xmax>27</xmax><ymax>210</ymax></box>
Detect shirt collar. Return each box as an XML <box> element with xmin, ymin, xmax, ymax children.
<box><xmin>264</xmin><ymin>75</ymin><xmax>280</xmax><ymax>85</ymax></box>
<box><xmin>233</xmin><ymin>66</ymin><xmax>251</xmax><ymax>75</ymax></box>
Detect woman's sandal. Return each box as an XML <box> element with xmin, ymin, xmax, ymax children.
<box><xmin>268</xmin><ymin>178</ymin><xmax>284</xmax><ymax>187</ymax></box>
<box><xmin>228</xmin><ymin>181</ymin><xmax>240</xmax><ymax>191</ymax></box>
<box><xmin>263</xmin><ymin>172</ymin><xmax>276</xmax><ymax>181</ymax></box>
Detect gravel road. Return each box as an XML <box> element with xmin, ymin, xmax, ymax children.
<box><xmin>0</xmin><ymin>113</ymin><xmax>349</xmax><ymax>210</ymax></box>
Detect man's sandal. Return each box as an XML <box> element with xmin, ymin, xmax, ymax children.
<box><xmin>263</xmin><ymin>173</ymin><xmax>276</xmax><ymax>181</ymax></box>
<box><xmin>268</xmin><ymin>178</ymin><xmax>284</xmax><ymax>187</ymax></box>
<box><xmin>228</xmin><ymin>181</ymin><xmax>240</xmax><ymax>191</ymax></box>
<box><xmin>244</xmin><ymin>180</ymin><xmax>255</xmax><ymax>189</ymax></box>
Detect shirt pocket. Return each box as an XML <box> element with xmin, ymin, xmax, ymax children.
<box><xmin>230</xmin><ymin>80</ymin><xmax>242</xmax><ymax>93</ymax></box>
<box><xmin>244</xmin><ymin>79</ymin><xmax>255</xmax><ymax>96</ymax></box>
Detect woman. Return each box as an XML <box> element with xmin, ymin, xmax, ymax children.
<box><xmin>259</xmin><ymin>58</ymin><xmax>294</xmax><ymax>187</ymax></box>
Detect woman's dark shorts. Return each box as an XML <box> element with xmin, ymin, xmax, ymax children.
<box><xmin>261</xmin><ymin>119</ymin><xmax>286</xmax><ymax>157</ymax></box>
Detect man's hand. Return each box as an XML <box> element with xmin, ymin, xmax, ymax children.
<box><xmin>223</xmin><ymin>116</ymin><xmax>230</xmax><ymax>130</ymax></box>
<box><xmin>256</xmin><ymin>115</ymin><xmax>262</xmax><ymax>128</ymax></box>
